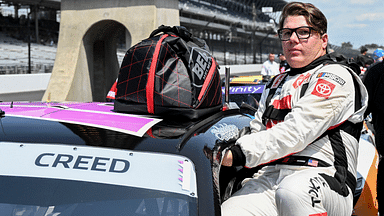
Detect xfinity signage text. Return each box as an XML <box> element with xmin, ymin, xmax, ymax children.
<box><xmin>222</xmin><ymin>85</ymin><xmax>264</xmax><ymax>94</ymax></box>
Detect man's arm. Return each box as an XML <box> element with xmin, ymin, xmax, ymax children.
<box><xmin>235</xmin><ymin>65</ymin><xmax>357</xmax><ymax>168</ymax></box>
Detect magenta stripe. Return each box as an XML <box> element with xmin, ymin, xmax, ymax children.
<box><xmin>0</xmin><ymin>102</ymin><xmax>159</xmax><ymax>135</ymax></box>
<box><xmin>46</xmin><ymin>109</ymin><xmax>151</xmax><ymax>133</ymax></box>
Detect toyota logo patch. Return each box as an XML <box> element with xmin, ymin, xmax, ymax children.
<box><xmin>311</xmin><ymin>79</ymin><xmax>335</xmax><ymax>98</ymax></box>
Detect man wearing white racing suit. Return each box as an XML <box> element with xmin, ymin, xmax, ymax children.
<box><xmin>221</xmin><ymin>2</ymin><xmax>368</xmax><ymax>216</ymax></box>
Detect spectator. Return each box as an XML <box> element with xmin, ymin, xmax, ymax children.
<box><xmin>363</xmin><ymin>60</ymin><xmax>384</xmax><ymax>215</ymax></box>
<box><xmin>261</xmin><ymin>53</ymin><xmax>279</xmax><ymax>82</ymax></box>
<box><xmin>372</xmin><ymin>48</ymin><xmax>384</xmax><ymax>62</ymax></box>
<box><xmin>221</xmin><ymin>2</ymin><xmax>368</xmax><ymax>215</ymax></box>
<box><xmin>278</xmin><ymin>53</ymin><xmax>290</xmax><ymax>73</ymax></box>
<box><xmin>355</xmin><ymin>46</ymin><xmax>373</xmax><ymax>66</ymax></box>
<box><xmin>353</xmin><ymin>46</ymin><xmax>374</xmax><ymax>77</ymax></box>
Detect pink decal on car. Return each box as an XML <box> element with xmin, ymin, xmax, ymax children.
<box><xmin>0</xmin><ymin>102</ymin><xmax>161</xmax><ymax>137</ymax></box>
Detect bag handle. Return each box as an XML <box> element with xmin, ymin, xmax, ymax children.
<box><xmin>150</xmin><ymin>25</ymin><xmax>193</xmax><ymax>41</ymax></box>
<box><xmin>149</xmin><ymin>25</ymin><xmax>174</xmax><ymax>37</ymax></box>
<box><xmin>150</xmin><ymin>25</ymin><xmax>209</xmax><ymax>51</ymax></box>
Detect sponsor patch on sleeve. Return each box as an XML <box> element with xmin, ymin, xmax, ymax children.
<box><xmin>316</xmin><ymin>72</ymin><xmax>345</xmax><ymax>86</ymax></box>
<box><xmin>293</xmin><ymin>73</ymin><xmax>311</xmax><ymax>89</ymax></box>
<box><xmin>311</xmin><ymin>79</ymin><xmax>335</xmax><ymax>99</ymax></box>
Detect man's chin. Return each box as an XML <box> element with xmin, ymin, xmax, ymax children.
<box><xmin>288</xmin><ymin>57</ymin><xmax>306</xmax><ymax>68</ymax></box>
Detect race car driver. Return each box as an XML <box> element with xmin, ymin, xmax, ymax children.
<box><xmin>221</xmin><ymin>2</ymin><xmax>368</xmax><ymax>216</ymax></box>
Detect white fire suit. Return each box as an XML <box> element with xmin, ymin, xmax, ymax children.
<box><xmin>221</xmin><ymin>55</ymin><xmax>368</xmax><ymax>216</ymax></box>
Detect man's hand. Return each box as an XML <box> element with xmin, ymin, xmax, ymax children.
<box><xmin>221</xmin><ymin>150</ymin><xmax>233</xmax><ymax>167</ymax></box>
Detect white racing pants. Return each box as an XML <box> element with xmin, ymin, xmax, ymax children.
<box><xmin>221</xmin><ymin>165</ymin><xmax>353</xmax><ymax>216</ymax></box>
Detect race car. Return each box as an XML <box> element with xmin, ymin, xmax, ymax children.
<box><xmin>0</xmin><ymin>100</ymin><xmax>378</xmax><ymax>215</ymax></box>
<box><xmin>222</xmin><ymin>75</ymin><xmax>265</xmax><ymax>112</ymax></box>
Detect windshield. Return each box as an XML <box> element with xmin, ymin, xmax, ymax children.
<box><xmin>0</xmin><ymin>176</ymin><xmax>197</xmax><ymax>216</ymax></box>
<box><xmin>0</xmin><ymin>142</ymin><xmax>198</xmax><ymax>216</ymax></box>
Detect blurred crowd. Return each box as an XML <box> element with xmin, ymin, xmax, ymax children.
<box><xmin>353</xmin><ymin>46</ymin><xmax>384</xmax><ymax>78</ymax></box>
<box><xmin>0</xmin><ymin>13</ymin><xmax>59</xmax><ymax>45</ymax></box>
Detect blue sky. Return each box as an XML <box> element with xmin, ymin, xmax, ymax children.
<box><xmin>286</xmin><ymin>0</ymin><xmax>384</xmax><ymax>49</ymax></box>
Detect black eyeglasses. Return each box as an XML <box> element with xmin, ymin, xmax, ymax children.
<box><xmin>277</xmin><ymin>26</ymin><xmax>316</xmax><ymax>41</ymax></box>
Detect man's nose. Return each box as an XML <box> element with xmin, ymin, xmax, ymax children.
<box><xmin>289</xmin><ymin>32</ymin><xmax>300</xmax><ymax>43</ymax></box>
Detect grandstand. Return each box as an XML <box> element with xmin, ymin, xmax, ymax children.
<box><xmin>179</xmin><ymin>0</ymin><xmax>288</xmax><ymax>64</ymax></box>
<box><xmin>0</xmin><ymin>0</ymin><xmax>360</xmax><ymax>72</ymax></box>
<box><xmin>0</xmin><ymin>0</ymin><xmax>287</xmax><ymax>67</ymax></box>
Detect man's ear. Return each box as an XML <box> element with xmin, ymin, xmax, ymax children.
<box><xmin>321</xmin><ymin>33</ymin><xmax>328</xmax><ymax>50</ymax></box>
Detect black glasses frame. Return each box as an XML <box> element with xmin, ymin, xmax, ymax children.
<box><xmin>277</xmin><ymin>26</ymin><xmax>316</xmax><ymax>41</ymax></box>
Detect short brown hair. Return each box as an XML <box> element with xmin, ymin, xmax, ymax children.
<box><xmin>279</xmin><ymin>2</ymin><xmax>327</xmax><ymax>35</ymax></box>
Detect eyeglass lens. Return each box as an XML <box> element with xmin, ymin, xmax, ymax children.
<box><xmin>279</xmin><ymin>27</ymin><xmax>312</xmax><ymax>41</ymax></box>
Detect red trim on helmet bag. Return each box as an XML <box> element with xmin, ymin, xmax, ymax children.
<box><xmin>146</xmin><ymin>128</ymin><xmax>155</xmax><ymax>138</ymax></box>
<box><xmin>197</xmin><ymin>57</ymin><xmax>217</xmax><ymax>102</ymax></box>
<box><xmin>147</xmin><ymin>34</ymin><xmax>168</xmax><ymax>114</ymax></box>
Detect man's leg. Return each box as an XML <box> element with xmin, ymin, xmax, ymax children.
<box><xmin>275</xmin><ymin>167</ymin><xmax>353</xmax><ymax>216</ymax></box>
<box><xmin>221</xmin><ymin>166</ymin><xmax>279</xmax><ymax>216</ymax></box>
